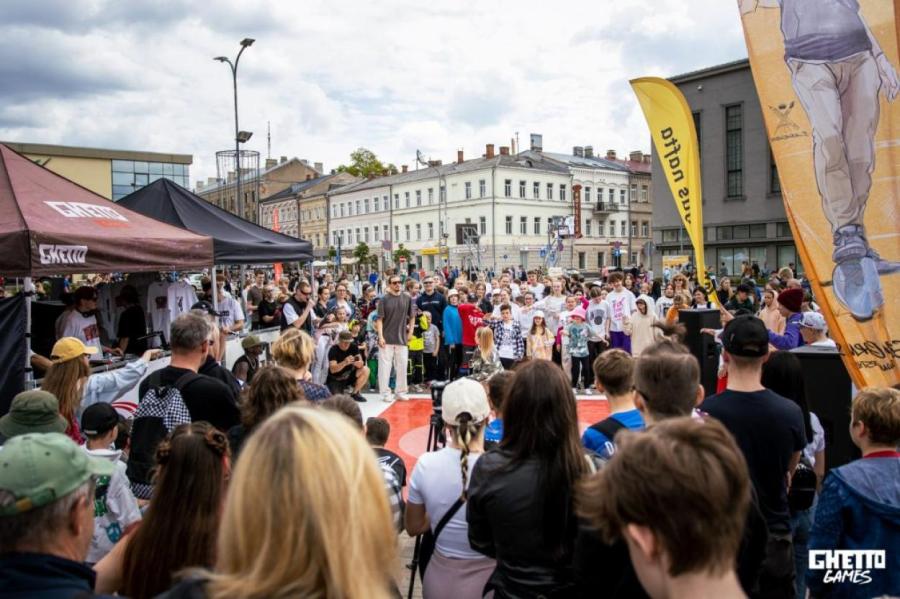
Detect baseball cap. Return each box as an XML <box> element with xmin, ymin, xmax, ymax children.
<box><xmin>337</xmin><ymin>330</ymin><xmax>355</xmax><ymax>342</ymax></box>
<box><xmin>50</xmin><ymin>337</ymin><xmax>98</xmax><ymax>362</ymax></box>
<box><xmin>241</xmin><ymin>335</ymin><xmax>263</xmax><ymax>349</ymax></box>
<box><xmin>191</xmin><ymin>300</ymin><xmax>220</xmax><ymax>316</ymax></box>
<box><xmin>80</xmin><ymin>402</ymin><xmax>120</xmax><ymax>437</ymax></box>
<box><xmin>0</xmin><ymin>391</ymin><xmax>67</xmax><ymax>439</ymax></box>
<box><xmin>800</xmin><ymin>311</ymin><xmax>827</xmax><ymax>331</ymax></box>
<box><xmin>0</xmin><ymin>433</ymin><xmax>114</xmax><ymax>516</ymax></box>
<box><xmin>441</xmin><ymin>378</ymin><xmax>491</xmax><ymax>425</ymax></box>
<box><xmin>447</xmin><ymin>289</ymin><xmax>459</xmax><ymax>298</ymax></box>
<box><xmin>721</xmin><ymin>315</ymin><xmax>770</xmax><ymax>358</ymax></box>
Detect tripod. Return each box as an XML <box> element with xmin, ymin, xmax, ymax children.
<box><xmin>406</xmin><ymin>383</ymin><xmax>447</xmax><ymax>599</ymax></box>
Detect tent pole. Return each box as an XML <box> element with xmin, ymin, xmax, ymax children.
<box><xmin>211</xmin><ymin>265</ymin><xmax>219</xmax><ymax>312</ymax></box>
<box><xmin>24</xmin><ymin>277</ymin><xmax>33</xmax><ymax>388</ymax></box>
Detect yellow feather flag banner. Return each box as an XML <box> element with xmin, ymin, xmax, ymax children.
<box><xmin>630</xmin><ymin>77</ymin><xmax>715</xmax><ymax>301</ymax></box>
<box><xmin>738</xmin><ymin>0</ymin><xmax>899</xmax><ymax>388</ymax></box>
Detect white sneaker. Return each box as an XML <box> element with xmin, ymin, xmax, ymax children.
<box><xmin>382</xmin><ymin>393</ymin><xmax>395</xmax><ymax>403</ymax></box>
<box><xmin>584</xmin><ymin>388</ymin><xmax>594</xmax><ymax>395</ymax></box>
<box><xmin>395</xmin><ymin>393</ymin><xmax>410</xmax><ymax>402</ymax></box>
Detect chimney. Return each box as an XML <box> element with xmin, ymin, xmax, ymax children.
<box><xmin>573</xmin><ymin>146</ymin><xmax>583</xmax><ymax>157</ymax></box>
<box><xmin>485</xmin><ymin>143</ymin><xmax>495</xmax><ymax>159</ymax></box>
<box><xmin>196</xmin><ymin>181</ymin><xmax>204</xmax><ymax>190</ymax></box>
<box><xmin>314</xmin><ymin>161</ymin><xmax>323</xmax><ymax>173</ymax></box>
<box><xmin>511</xmin><ymin>137</ymin><xmax>516</xmax><ymax>155</ymax></box>
<box><xmin>606</xmin><ymin>149</ymin><xmax>617</xmax><ymax>160</ymax></box>
<box><xmin>629</xmin><ymin>150</ymin><xmax>643</xmax><ymax>162</ymax></box>
<box><xmin>584</xmin><ymin>146</ymin><xmax>594</xmax><ymax>158</ymax></box>
<box><xmin>280</xmin><ymin>156</ymin><xmax>287</xmax><ymax>164</ymax></box>
<box><xmin>499</xmin><ymin>146</ymin><xmax>510</xmax><ymax>156</ymax></box>
<box><xmin>401</xmin><ymin>164</ymin><xmax>408</xmax><ymax>173</ymax></box>
<box><xmin>265</xmin><ymin>158</ymin><xmax>277</xmax><ymax>169</ymax></box>
<box><xmin>530</xmin><ymin>133</ymin><xmax>543</xmax><ymax>152</ymax></box>
<box><xmin>207</xmin><ymin>177</ymin><xmax>218</xmax><ymax>186</ymax></box>
<box><xmin>643</xmin><ymin>152</ymin><xmax>652</xmax><ymax>164</ymax></box>
<box><xmin>457</xmin><ymin>149</ymin><xmax>464</xmax><ymax>163</ymax></box>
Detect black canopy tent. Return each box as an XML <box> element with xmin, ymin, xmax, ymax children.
<box><xmin>117</xmin><ymin>178</ymin><xmax>313</xmax><ymax>263</ymax></box>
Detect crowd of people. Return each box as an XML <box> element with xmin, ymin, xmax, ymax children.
<box><xmin>0</xmin><ymin>262</ymin><xmax>898</xmax><ymax>599</ymax></box>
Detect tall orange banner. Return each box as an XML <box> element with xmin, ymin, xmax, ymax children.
<box><xmin>738</xmin><ymin>0</ymin><xmax>899</xmax><ymax>388</ymax></box>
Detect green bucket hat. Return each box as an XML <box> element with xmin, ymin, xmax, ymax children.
<box><xmin>0</xmin><ymin>432</ymin><xmax>114</xmax><ymax>516</ymax></box>
<box><xmin>0</xmin><ymin>390</ymin><xmax>67</xmax><ymax>439</ymax></box>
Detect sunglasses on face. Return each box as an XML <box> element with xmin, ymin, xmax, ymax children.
<box><xmin>390</xmin><ymin>280</ymin><xmax>401</xmax><ymax>285</ymax></box>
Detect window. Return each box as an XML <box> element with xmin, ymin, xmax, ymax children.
<box><xmin>750</xmin><ymin>223</ymin><xmax>767</xmax><ymax>239</ymax></box>
<box><xmin>394</xmin><ymin>194</ymin><xmax>399</xmax><ymax>209</ymax></box>
<box><xmin>405</xmin><ymin>224</ymin><xmax>410</xmax><ymax>241</ymax></box>
<box><xmin>769</xmin><ymin>148</ymin><xmax>781</xmax><ymax>194</ymax></box>
<box><xmin>547</xmin><ymin>183</ymin><xmax>553</xmax><ymax>199</ymax></box>
<box><xmin>394</xmin><ymin>226</ymin><xmax>399</xmax><ymax>240</ymax></box>
<box><xmin>641</xmin><ymin>221</ymin><xmax>649</xmax><ymax>237</ymax></box>
<box><xmin>355</xmin><ymin>200</ymin><xmax>361</xmax><ymax>215</ymax></box>
<box><xmin>384</xmin><ymin>225</ymin><xmax>389</xmax><ymax>240</ymax></box>
<box><xmin>374</xmin><ymin>197</ymin><xmax>380</xmax><ymax>212</ymax></box>
<box><xmin>598</xmin><ymin>252</ymin><xmax>605</xmax><ymax>267</ymax></box>
<box><xmin>598</xmin><ymin>221</ymin><xmax>605</xmax><ymax>236</ymax></box>
<box><xmin>733</xmin><ymin>225</ymin><xmax>749</xmax><ymax>240</ymax></box>
<box><xmin>505</xmin><ymin>216</ymin><xmax>513</xmax><ymax>234</ymax></box>
<box><xmin>504</xmin><ymin>179</ymin><xmax>512</xmax><ymax>197</ymax></box>
<box><xmin>479</xmin><ymin>179</ymin><xmax>486</xmax><ymax>197</ymax></box>
<box><xmin>533</xmin><ymin>181</ymin><xmax>540</xmax><ymax>199</ymax></box>
<box><xmin>610</xmin><ymin>221</ymin><xmax>616</xmax><ymax>237</ymax></box>
<box><xmin>405</xmin><ymin>191</ymin><xmax>410</xmax><ymax>208</ymax></box>
<box><xmin>578</xmin><ymin>252</ymin><xmax>586</xmax><ymax>270</ymax></box>
<box><xmin>364</xmin><ymin>198</ymin><xmax>369</xmax><ymax>213</ymax></box>
<box><xmin>534</xmin><ymin>217</ymin><xmax>541</xmax><ymax>235</ymax></box>
<box><xmin>374</xmin><ymin>226</ymin><xmax>380</xmax><ymax>241</ymax></box>
<box><xmin>355</xmin><ymin>228</ymin><xmax>361</xmax><ymax>243</ymax></box>
<box><xmin>692</xmin><ymin>111</ymin><xmax>702</xmax><ymax>153</ymax></box>
<box><xmin>416</xmin><ymin>223</ymin><xmax>422</xmax><ymax>240</ymax></box>
<box><xmin>416</xmin><ymin>190</ymin><xmax>422</xmax><ymax>206</ymax></box>
<box><xmin>585</xmin><ymin>219</ymin><xmax>592</xmax><ymax>236</ymax></box>
<box><xmin>465</xmin><ymin>182</ymin><xmax>472</xmax><ymax>199</ymax></box>
<box><xmin>340</xmin><ymin>204</ymin><xmax>345</xmax><ymax>217</ymax></box>
<box><xmin>519</xmin><ymin>180</ymin><xmax>526</xmax><ymax>198</ymax></box>
<box><xmin>641</xmin><ymin>185</ymin><xmax>648</xmax><ymax>202</ymax></box>
<box><xmin>620</xmin><ymin>221</ymin><xmax>626</xmax><ymax>236</ymax></box>
<box><xmin>620</xmin><ymin>189</ymin><xmax>627</xmax><ymax>204</ymax></box>
<box><xmin>383</xmin><ymin>195</ymin><xmax>388</xmax><ymax>211</ymax></box>
<box><xmin>364</xmin><ymin>227</ymin><xmax>370</xmax><ymax>243</ymax></box>
<box><xmin>631</xmin><ymin>221</ymin><xmax>637</xmax><ymax>236</ymax></box>
<box><xmin>777</xmin><ymin>245</ymin><xmax>797</xmax><ymax>271</ymax></box>
<box><xmin>717</xmin><ymin>226</ymin><xmax>733</xmax><ymax>240</ymax></box>
<box><xmin>477</xmin><ymin>216</ymin><xmax>485</xmax><ymax>235</ymax></box>
<box><xmin>547</xmin><ymin>217</ymin><xmax>553</xmax><ymax>234</ymax></box>
<box><xmin>630</xmin><ymin>184</ymin><xmax>637</xmax><ymax>202</ymax></box>
<box><xmin>726</xmin><ymin>104</ymin><xmax>744</xmax><ymax>198</ymax></box>
<box><xmin>428</xmin><ymin>222</ymin><xmax>434</xmax><ymax>239</ymax></box>
<box><xmin>520</xmin><ymin>216</ymin><xmax>527</xmax><ymax>235</ymax></box>
<box><xmin>560</xmin><ymin>184</ymin><xmax>566</xmax><ymax>201</ymax></box>
<box><xmin>440</xmin><ymin>185</ymin><xmax>446</xmax><ymax>202</ymax></box>
<box><xmin>596</xmin><ymin>187</ymin><xmax>604</xmax><ymax>204</ymax></box>
<box><xmin>584</xmin><ymin>186</ymin><xmax>591</xmax><ymax>203</ymax></box>
<box><xmin>428</xmin><ymin>188</ymin><xmax>434</xmax><ymax>204</ymax></box>
<box><xmin>776</xmin><ymin>222</ymin><xmax>792</xmax><ymax>237</ymax></box>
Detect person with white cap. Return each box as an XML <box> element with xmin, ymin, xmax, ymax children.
<box><xmin>404</xmin><ymin>378</ymin><xmax>495</xmax><ymax>599</ymax></box>
<box><xmin>526</xmin><ymin>310</ymin><xmax>554</xmax><ymax>361</ymax></box>
<box><xmin>798</xmin><ymin>311</ymin><xmax>836</xmax><ymax>348</ymax></box>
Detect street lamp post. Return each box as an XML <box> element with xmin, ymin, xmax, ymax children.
<box><xmin>214</xmin><ymin>38</ymin><xmax>254</xmax><ymax>220</ymax></box>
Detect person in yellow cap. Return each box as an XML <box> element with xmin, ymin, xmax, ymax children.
<box><xmin>40</xmin><ymin>337</ymin><xmax>160</xmax><ymax>443</ymax></box>
<box><xmin>0</xmin><ymin>432</ymin><xmax>115</xmax><ymax>597</ymax></box>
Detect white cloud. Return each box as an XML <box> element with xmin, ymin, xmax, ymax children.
<box><xmin>0</xmin><ymin>0</ymin><xmax>748</xmax><ymax>185</ymax></box>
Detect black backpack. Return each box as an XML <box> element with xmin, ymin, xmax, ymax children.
<box><xmin>589</xmin><ymin>416</ymin><xmax>627</xmax><ymax>454</ymax></box>
<box><xmin>126</xmin><ymin>372</ymin><xmax>197</xmax><ymax>499</ymax></box>
<box><xmin>789</xmin><ymin>456</ymin><xmax>818</xmax><ymax>512</ymax></box>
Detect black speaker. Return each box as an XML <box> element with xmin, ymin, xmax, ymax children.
<box><xmin>790</xmin><ymin>346</ymin><xmax>858</xmax><ymax>472</ymax></box>
<box><xmin>678</xmin><ymin>309</ymin><xmax>722</xmax><ymax>398</ymax></box>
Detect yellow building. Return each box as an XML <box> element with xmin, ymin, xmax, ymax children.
<box><xmin>0</xmin><ymin>141</ymin><xmax>192</xmax><ymax>200</ymax></box>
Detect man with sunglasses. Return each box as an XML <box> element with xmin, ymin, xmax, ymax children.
<box><xmin>280</xmin><ymin>280</ymin><xmax>314</xmax><ymax>335</ymax></box>
<box><xmin>375</xmin><ymin>276</ymin><xmax>415</xmax><ymax>402</ymax></box>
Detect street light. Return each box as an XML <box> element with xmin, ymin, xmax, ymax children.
<box><xmin>214</xmin><ymin>37</ymin><xmax>255</xmax><ymax>220</ymax></box>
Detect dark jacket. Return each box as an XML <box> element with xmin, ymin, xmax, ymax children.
<box><xmin>199</xmin><ymin>355</ymin><xmax>241</xmax><ymax>401</ymax></box>
<box><xmin>0</xmin><ymin>552</ymin><xmax>117</xmax><ymax>599</ymax></box>
<box><xmin>807</xmin><ymin>456</ymin><xmax>900</xmax><ymax>598</ymax></box>
<box><xmin>467</xmin><ymin>450</ymin><xmax>580</xmax><ymax>598</ymax></box>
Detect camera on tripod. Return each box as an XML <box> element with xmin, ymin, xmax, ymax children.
<box><xmin>426</xmin><ymin>380</ymin><xmax>449</xmax><ymax>452</ymax></box>
<box><xmin>430</xmin><ymin>380</ymin><xmax>448</xmax><ymax>416</ymax></box>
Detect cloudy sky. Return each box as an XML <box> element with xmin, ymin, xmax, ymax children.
<box><xmin>0</xmin><ymin>0</ymin><xmax>747</xmax><ymax>185</ymax></box>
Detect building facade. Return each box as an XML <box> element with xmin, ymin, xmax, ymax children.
<box><xmin>327</xmin><ymin>143</ymin><xmax>575</xmax><ymax>272</ymax></box>
<box><xmin>0</xmin><ymin>141</ymin><xmax>191</xmax><ymax>200</ymax></box>
<box><xmin>194</xmin><ymin>156</ymin><xmax>320</xmax><ymax>224</ymax></box>
<box><xmin>651</xmin><ymin>59</ymin><xmax>795</xmax><ymax>277</ymax></box>
<box><xmin>258</xmin><ymin>172</ymin><xmax>358</xmax><ymax>258</ymax></box>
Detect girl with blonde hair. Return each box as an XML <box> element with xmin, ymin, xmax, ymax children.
<box><xmin>158</xmin><ymin>406</ymin><xmax>398</xmax><ymax>599</ymax></box>
<box><xmin>271</xmin><ymin>328</ymin><xmax>330</xmax><ymax>402</ymax></box>
<box><xmin>469</xmin><ymin>326</ymin><xmax>502</xmax><ymax>382</ymax></box>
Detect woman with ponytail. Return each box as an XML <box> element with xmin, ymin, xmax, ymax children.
<box><xmin>405</xmin><ymin>378</ymin><xmax>496</xmax><ymax>599</ymax></box>
<box><xmin>94</xmin><ymin>422</ymin><xmax>230</xmax><ymax>598</ymax></box>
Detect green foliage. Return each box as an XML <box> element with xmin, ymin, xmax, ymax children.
<box><xmin>392</xmin><ymin>243</ymin><xmax>413</xmax><ymax>264</ymax></box>
<box><xmin>336</xmin><ymin>147</ymin><xmax>398</xmax><ymax>178</ymax></box>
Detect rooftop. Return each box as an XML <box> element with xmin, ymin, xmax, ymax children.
<box><xmin>669</xmin><ymin>58</ymin><xmax>750</xmax><ymax>84</ymax></box>
<box><xmin>260</xmin><ymin>174</ymin><xmax>337</xmax><ymax>203</ymax></box>
<box><xmin>1</xmin><ymin>141</ymin><xmax>192</xmax><ymax>164</ymax></box>
<box><xmin>531</xmin><ymin>150</ymin><xmax>631</xmax><ymax>172</ymax></box>
<box><xmin>195</xmin><ymin>157</ymin><xmax>319</xmax><ymax>195</ymax></box>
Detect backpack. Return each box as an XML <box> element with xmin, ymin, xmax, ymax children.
<box><xmin>126</xmin><ymin>372</ymin><xmax>197</xmax><ymax>499</ymax></box>
<box><xmin>589</xmin><ymin>416</ymin><xmax>627</xmax><ymax>444</ymax></box>
<box><xmin>788</xmin><ymin>456</ymin><xmax>818</xmax><ymax>512</ymax></box>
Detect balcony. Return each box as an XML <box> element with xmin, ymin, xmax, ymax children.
<box><xmin>594</xmin><ymin>202</ymin><xmax>618</xmax><ymax>214</ymax></box>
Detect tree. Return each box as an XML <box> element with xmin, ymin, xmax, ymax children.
<box><xmin>327</xmin><ymin>246</ymin><xmax>337</xmax><ymax>261</ymax></box>
<box><xmin>393</xmin><ymin>243</ymin><xmax>413</xmax><ymax>266</ymax></box>
<box><xmin>336</xmin><ymin>147</ymin><xmax>398</xmax><ymax>178</ymax></box>
<box><xmin>352</xmin><ymin>242</ymin><xmax>371</xmax><ymax>274</ymax></box>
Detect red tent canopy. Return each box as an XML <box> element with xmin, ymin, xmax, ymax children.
<box><xmin>0</xmin><ymin>144</ymin><xmax>213</xmax><ymax>276</ymax></box>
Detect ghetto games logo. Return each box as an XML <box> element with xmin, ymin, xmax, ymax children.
<box><xmin>809</xmin><ymin>550</ymin><xmax>885</xmax><ymax>585</ymax></box>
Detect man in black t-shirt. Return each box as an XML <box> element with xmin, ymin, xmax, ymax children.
<box><xmin>700</xmin><ymin>315</ymin><xmax>805</xmax><ymax>599</ymax></box>
<box><xmin>365</xmin><ymin>416</ymin><xmax>407</xmax><ymax>487</ymax></box>
<box><xmin>138</xmin><ymin>313</ymin><xmax>240</xmax><ymax>433</ymax></box>
<box><xmin>326</xmin><ymin>330</ymin><xmax>369</xmax><ymax>402</ymax></box>
<box><xmin>115</xmin><ymin>285</ymin><xmax>147</xmax><ymax>355</ymax></box>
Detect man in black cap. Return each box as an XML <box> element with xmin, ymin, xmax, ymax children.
<box><xmin>700</xmin><ymin>315</ymin><xmax>806</xmax><ymax>598</ymax></box>
<box><xmin>326</xmin><ymin>330</ymin><xmax>369</xmax><ymax>402</ymax></box>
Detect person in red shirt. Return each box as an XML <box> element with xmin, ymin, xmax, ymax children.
<box><xmin>456</xmin><ymin>291</ymin><xmax>485</xmax><ymax>372</ymax></box>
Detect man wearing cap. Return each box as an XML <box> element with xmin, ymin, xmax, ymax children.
<box><xmin>0</xmin><ymin>390</ymin><xmax>67</xmax><ymax>445</ymax></box>
<box><xmin>232</xmin><ymin>334</ymin><xmax>264</xmax><ymax>385</ymax></box>
<box><xmin>59</xmin><ymin>286</ymin><xmax>121</xmax><ymax>357</ymax></box>
<box><xmin>0</xmin><ymin>433</ymin><xmax>117</xmax><ymax>597</ymax></box>
<box><xmin>327</xmin><ymin>330</ymin><xmax>370</xmax><ymax>402</ymax></box>
<box><xmin>768</xmin><ymin>288</ymin><xmax>805</xmax><ymax>350</ymax></box>
<box><xmin>700</xmin><ymin>315</ymin><xmax>806</xmax><ymax>598</ymax></box>
<box><xmin>725</xmin><ymin>283</ymin><xmax>756</xmax><ymax>313</ymax></box>
<box><xmin>798</xmin><ymin>312</ymin><xmax>837</xmax><ymax>348</ymax></box>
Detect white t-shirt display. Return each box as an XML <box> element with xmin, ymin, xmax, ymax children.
<box><xmin>60</xmin><ymin>311</ymin><xmax>102</xmax><ymax>353</ymax></box>
<box><xmin>408</xmin><ymin>447</ymin><xmax>483</xmax><ymax>560</ymax></box>
<box><xmin>146</xmin><ymin>281</ymin><xmax>172</xmax><ymax>344</ymax></box>
<box><xmin>606</xmin><ymin>289</ymin><xmax>637</xmax><ymax>333</ymax></box>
